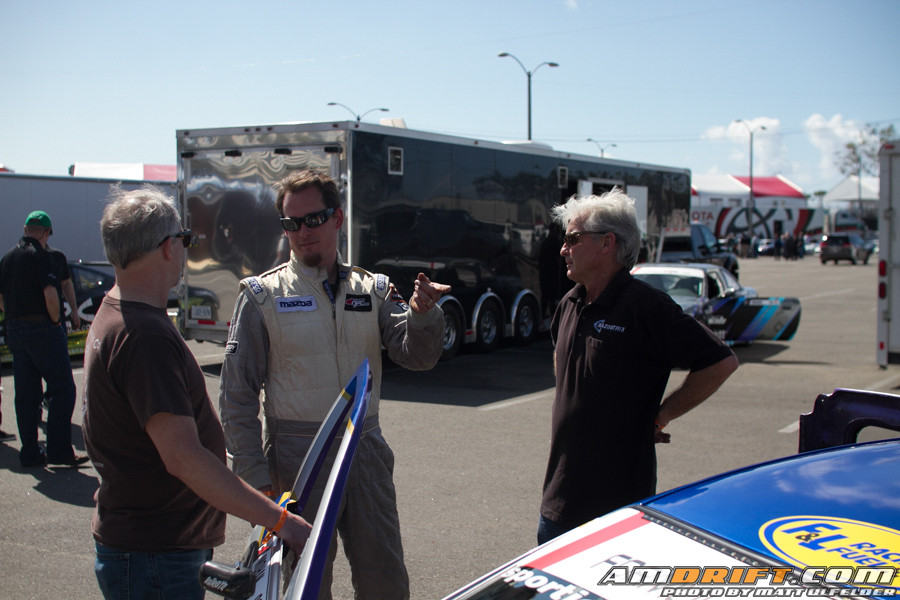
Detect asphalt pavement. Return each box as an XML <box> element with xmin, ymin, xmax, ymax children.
<box><xmin>1</xmin><ymin>256</ymin><xmax>897</xmax><ymax>599</ymax></box>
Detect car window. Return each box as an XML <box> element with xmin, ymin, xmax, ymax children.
<box><xmin>661</xmin><ymin>237</ymin><xmax>691</xmax><ymax>252</ymax></box>
<box><xmin>697</xmin><ymin>225</ymin><xmax>718</xmax><ymax>249</ymax></box>
<box><xmin>669</xmin><ymin>275</ymin><xmax>702</xmax><ymax>297</ymax></box>
<box><xmin>720</xmin><ymin>269</ymin><xmax>740</xmax><ymax>292</ymax></box>
<box><xmin>71</xmin><ymin>265</ymin><xmax>114</xmax><ymax>295</ymax></box>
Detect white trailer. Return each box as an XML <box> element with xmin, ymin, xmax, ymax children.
<box><xmin>877</xmin><ymin>140</ymin><xmax>900</xmax><ymax>366</ymax></box>
<box><xmin>0</xmin><ymin>173</ymin><xmax>175</xmax><ymax>263</ymax></box>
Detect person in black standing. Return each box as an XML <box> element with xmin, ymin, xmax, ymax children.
<box><xmin>538</xmin><ymin>189</ymin><xmax>739</xmax><ymax>544</ymax></box>
<box><xmin>0</xmin><ymin>210</ymin><xmax>87</xmax><ymax>467</ymax></box>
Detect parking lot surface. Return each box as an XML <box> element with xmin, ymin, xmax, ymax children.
<box><xmin>1</xmin><ymin>256</ymin><xmax>896</xmax><ymax>599</ymax></box>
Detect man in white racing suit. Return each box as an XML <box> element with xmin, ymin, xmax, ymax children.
<box><xmin>218</xmin><ymin>170</ymin><xmax>449</xmax><ymax>600</ymax></box>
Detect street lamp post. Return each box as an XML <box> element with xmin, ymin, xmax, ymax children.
<box><xmin>734</xmin><ymin>119</ymin><xmax>766</xmax><ymax>235</ymax></box>
<box><xmin>327</xmin><ymin>102</ymin><xmax>389</xmax><ymax>122</ymax></box>
<box><xmin>586</xmin><ymin>138</ymin><xmax>616</xmax><ymax>158</ymax></box>
<box><xmin>498</xmin><ymin>52</ymin><xmax>559</xmax><ymax>141</ymax></box>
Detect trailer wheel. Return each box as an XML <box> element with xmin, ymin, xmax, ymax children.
<box><xmin>514</xmin><ymin>297</ymin><xmax>539</xmax><ymax>345</ymax></box>
<box><xmin>475</xmin><ymin>301</ymin><xmax>501</xmax><ymax>353</ymax></box>
<box><xmin>439</xmin><ymin>303</ymin><xmax>463</xmax><ymax>361</ymax></box>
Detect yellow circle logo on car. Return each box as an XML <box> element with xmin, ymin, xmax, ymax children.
<box><xmin>759</xmin><ymin>516</ymin><xmax>900</xmax><ymax>590</ymax></box>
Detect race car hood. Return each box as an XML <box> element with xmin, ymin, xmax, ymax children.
<box><xmin>643</xmin><ymin>439</ymin><xmax>900</xmax><ymax>564</ymax></box>
<box><xmin>443</xmin><ymin>440</ymin><xmax>900</xmax><ymax>600</ymax></box>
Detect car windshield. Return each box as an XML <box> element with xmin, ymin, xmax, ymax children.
<box><xmin>634</xmin><ymin>273</ymin><xmax>702</xmax><ymax>298</ymax></box>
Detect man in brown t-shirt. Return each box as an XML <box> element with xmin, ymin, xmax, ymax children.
<box><xmin>83</xmin><ymin>186</ymin><xmax>312</xmax><ymax>599</ymax></box>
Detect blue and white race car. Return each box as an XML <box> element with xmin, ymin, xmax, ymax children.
<box><xmin>631</xmin><ymin>263</ymin><xmax>801</xmax><ymax>343</ymax></box>
<box><xmin>441</xmin><ymin>389</ymin><xmax>900</xmax><ymax>600</ymax></box>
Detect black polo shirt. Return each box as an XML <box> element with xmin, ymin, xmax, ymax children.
<box><xmin>0</xmin><ymin>237</ymin><xmax>57</xmax><ymax>321</ymax></box>
<box><xmin>541</xmin><ymin>267</ymin><xmax>734</xmax><ymax>528</ymax></box>
<box><xmin>47</xmin><ymin>247</ymin><xmax>71</xmax><ymax>322</ymax></box>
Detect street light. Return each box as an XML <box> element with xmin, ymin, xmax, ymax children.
<box><xmin>498</xmin><ymin>52</ymin><xmax>559</xmax><ymax>141</ymax></box>
<box><xmin>586</xmin><ymin>138</ymin><xmax>616</xmax><ymax>158</ymax></box>
<box><xmin>734</xmin><ymin>119</ymin><xmax>767</xmax><ymax>234</ymax></box>
<box><xmin>327</xmin><ymin>102</ymin><xmax>389</xmax><ymax>122</ymax></box>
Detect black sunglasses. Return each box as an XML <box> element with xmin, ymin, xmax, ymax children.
<box><xmin>158</xmin><ymin>229</ymin><xmax>193</xmax><ymax>249</ymax></box>
<box><xmin>562</xmin><ymin>230</ymin><xmax>609</xmax><ymax>246</ymax></box>
<box><xmin>280</xmin><ymin>207</ymin><xmax>335</xmax><ymax>232</ymax></box>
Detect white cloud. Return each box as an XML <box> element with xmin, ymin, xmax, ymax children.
<box><xmin>705</xmin><ymin>118</ymin><xmax>788</xmax><ymax>178</ymax></box>
<box><xmin>804</xmin><ymin>113</ymin><xmax>863</xmax><ymax>183</ymax></box>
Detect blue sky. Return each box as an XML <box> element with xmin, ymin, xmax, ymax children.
<box><xmin>2</xmin><ymin>0</ymin><xmax>897</xmax><ymax>194</ymax></box>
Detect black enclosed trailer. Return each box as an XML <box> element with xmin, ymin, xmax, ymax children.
<box><xmin>176</xmin><ymin>120</ymin><xmax>691</xmax><ymax>359</ymax></box>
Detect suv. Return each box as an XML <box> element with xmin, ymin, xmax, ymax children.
<box><xmin>659</xmin><ymin>223</ymin><xmax>740</xmax><ymax>279</ymax></box>
<box><xmin>819</xmin><ymin>232</ymin><xmax>871</xmax><ymax>265</ymax></box>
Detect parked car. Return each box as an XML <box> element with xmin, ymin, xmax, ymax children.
<box><xmin>756</xmin><ymin>238</ymin><xmax>776</xmax><ymax>256</ymax></box>
<box><xmin>1</xmin><ymin>261</ymin><xmax>219</xmax><ymax>363</ymax></box>
<box><xmin>631</xmin><ymin>263</ymin><xmax>801</xmax><ymax>344</ymax></box>
<box><xmin>658</xmin><ymin>223</ymin><xmax>740</xmax><ymax>279</ymax></box>
<box><xmin>67</xmin><ymin>261</ymin><xmax>116</xmax><ymax>323</ymax></box>
<box><xmin>441</xmin><ymin>388</ymin><xmax>900</xmax><ymax>600</ymax></box>
<box><xmin>0</xmin><ymin>261</ymin><xmax>115</xmax><ymax>363</ymax></box>
<box><xmin>819</xmin><ymin>233</ymin><xmax>872</xmax><ymax>265</ymax></box>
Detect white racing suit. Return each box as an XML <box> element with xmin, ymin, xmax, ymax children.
<box><xmin>218</xmin><ymin>254</ymin><xmax>444</xmax><ymax>600</ymax></box>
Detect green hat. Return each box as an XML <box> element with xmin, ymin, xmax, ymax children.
<box><xmin>25</xmin><ymin>210</ymin><xmax>52</xmax><ymax>229</ymax></box>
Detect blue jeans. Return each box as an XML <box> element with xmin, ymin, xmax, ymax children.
<box><xmin>6</xmin><ymin>320</ymin><xmax>76</xmax><ymax>465</ymax></box>
<box><xmin>537</xmin><ymin>514</ymin><xmax>574</xmax><ymax>546</ymax></box>
<box><xmin>94</xmin><ymin>542</ymin><xmax>213</xmax><ymax>600</ymax></box>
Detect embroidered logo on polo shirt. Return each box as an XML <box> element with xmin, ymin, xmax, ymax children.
<box><xmin>594</xmin><ymin>319</ymin><xmax>625</xmax><ymax>334</ymax></box>
<box><xmin>344</xmin><ymin>294</ymin><xmax>372</xmax><ymax>311</ymax></box>
<box><xmin>276</xmin><ymin>295</ymin><xmax>317</xmax><ymax>312</ymax></box>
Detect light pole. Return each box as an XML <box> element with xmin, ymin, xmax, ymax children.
<box><xmin>498</xmin><ymin>52</ymin><xmax>559</xmax><ymax>141</ymax></box>
<box><xmin>586</xmin><ymin>138</ymin><xmax>616</xmax><ymax>158</ymax></box>
<box><xmin>734</xmin><ymin>119</ymin><xmax>766</xmax><ymax>234</ymax></box>
<box><xmin>327</xmin><ymin>102</ymin><xmax>389</xmax><ymax>122</ymax></box>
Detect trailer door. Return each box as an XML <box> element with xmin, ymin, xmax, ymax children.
<box><xmin>179</xmin><ymin>146</ymin><xmax>338</xmax><ymax>343</ymax></box>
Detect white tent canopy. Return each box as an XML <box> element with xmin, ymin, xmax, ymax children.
<box><xmin>822</xmin><ymin>175</ymin><xmax>879</xmax><ymax>206</ymax></box>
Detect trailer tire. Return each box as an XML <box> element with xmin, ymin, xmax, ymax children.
<box><xmin>439</xmin><ymin>303</ymin><xmax>463</xmax><ymax>361</ymax></box>
<box><xmin>514</xmin><ymin>297</ymin><xmax>539</xmax><ymax>345</ymax></box>
<box><xmin>475</xmin><ymin>301</ymin><xmax>502</xmax><ymax>353</ymax></box>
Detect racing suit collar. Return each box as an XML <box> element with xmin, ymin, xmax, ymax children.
<box><xmin>290</xmin><ymin>251</ymin><xmax>352</xmax><ymax>281</ymax></box>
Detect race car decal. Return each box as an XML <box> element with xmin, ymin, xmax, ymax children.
<box><xmin>708</xmin><ymin>296</ymin><xmax>801</xmax><ymax>343</ymax></box>
<box><xmin>759</xmin><ymin>516</ymin><xmax>900</xmax><ymax>591</ymax></box>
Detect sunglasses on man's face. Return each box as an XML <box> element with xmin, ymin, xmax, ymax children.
<box><xmin>280</xmin><ymin>207</ymin><xmax>335</xmax><ymax>232</ymax></box>
<box><xmin>158</xmin><ymin>229</ymin><xmax>193</xmax><ymax>249</ymax></box>
<box><xmin>562</xmin><ymin>230</ymin><xmax>609</xmax><ymax>246</ymax></box>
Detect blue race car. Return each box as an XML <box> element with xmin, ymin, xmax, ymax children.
<box><xmin>631</xmin><ymin>263</ymin><xmax>801</xmax><ymax>344</ymax></box>
<box><xmin>442</xmin><ymin>389</ymin><xmax>900</xmax><ymax>600</ymax></box>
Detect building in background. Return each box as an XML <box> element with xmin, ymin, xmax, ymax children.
<box><xmin>690</xmin><ymin>174</ymin><xmax>820</xmax><ymax>240</ymax></box>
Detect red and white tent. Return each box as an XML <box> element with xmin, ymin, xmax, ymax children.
<box><xmin>69</xmin><ymin>162</ymin><xmax>176</xmax><ymax>181</ymax></box>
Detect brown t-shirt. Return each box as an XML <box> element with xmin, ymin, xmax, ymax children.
<box><xmin>83</xmin><ymin>295</ymin><xmax>226</xmax><ymax>552</ymax></box>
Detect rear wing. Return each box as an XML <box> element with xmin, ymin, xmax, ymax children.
<box><xmin>798</xmin><ymin>387</ymin><xmax>900</xmax><ymax>452</ymax></box>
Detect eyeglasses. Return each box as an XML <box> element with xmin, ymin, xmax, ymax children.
<box><xmin>280</xmin><ymin>207</ymin><xmax>335</xmax><ymax>232</ymax></box>
<box><xmin>158</xmin><ymin>229</ymin><xmax>193</xmax><ymax>249</ymax></box>
<box><xmin>562</xmin><ymin>230</ymin><xmax>609</xmax><ymax>246</ymax></box>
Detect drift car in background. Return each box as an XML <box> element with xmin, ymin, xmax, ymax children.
<box><xmin>631</xmin><ymin>263</ymin><xmax>801</xmax><ymax>344</ymax></box>
<box><xmin>0</xmin><ymin>261</ymin><xmax>115</xmax><ymax>363</ymax></box>
<box><xmin>1</xmin><ymin>262</ymin><xmax>219</xmax><ymax>363</ymax></box>
<box><xmin>442</xmin><ymin>388</ymin><xmax>900</xmax><ymax>600</ymax></box>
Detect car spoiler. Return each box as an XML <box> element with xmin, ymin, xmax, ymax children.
<box><xmin>798</xmin><ymin>387</ymin><xmax>900</xmax><ymax>452</ymax></box>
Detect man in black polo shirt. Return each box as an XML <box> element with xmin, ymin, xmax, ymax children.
<box><xmin>538</xmin><ymin>189</ymin><xmax>738</xmax><ymax>544</ymax></box>
<box><xmin>0</xmin><ymin>211</ymin><xmax>86</xmax><ymax>468</ymax></box>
